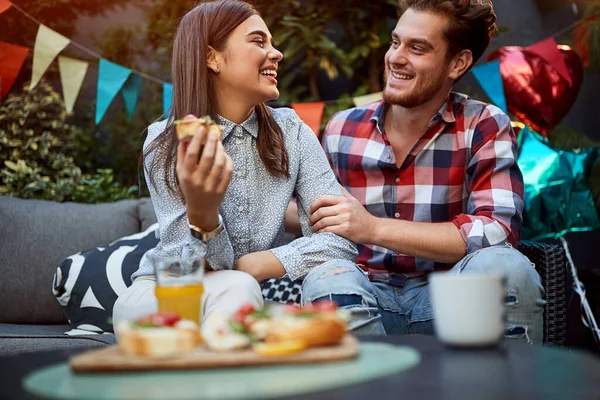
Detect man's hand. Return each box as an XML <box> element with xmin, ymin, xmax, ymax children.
<box><xmin>309</xmin><ymin>186</ymin><xmax>376</xmax><ymax>244</ymax></box>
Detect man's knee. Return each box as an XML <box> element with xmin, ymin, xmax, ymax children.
<box><xmin>302</xmin><ymin>260</ymin><xmax>371</xmax><ymax>305</ymax></box>
<box><xmin>460</xmin><ymin>246</ymin><xmax>539</xmax><ymax>281</ymax></box>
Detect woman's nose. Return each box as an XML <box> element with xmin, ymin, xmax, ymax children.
<box><xmin>269</xmin><ymin>47</ymin><xmax>283</xmax><ymax>62</ymax></box>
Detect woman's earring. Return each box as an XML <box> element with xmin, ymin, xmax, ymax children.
<box><xmin>215</xmin><ymin>66</ymin><xmax>220</xmax><ymax>73</ymax></box>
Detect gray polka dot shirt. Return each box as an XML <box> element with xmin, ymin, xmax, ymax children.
<box><xmin>132</xmin><ymin>107</ymin><xmax>358</xmax><ymax>282</ymax></box>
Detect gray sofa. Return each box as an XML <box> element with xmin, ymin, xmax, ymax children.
<box><xmin>0</xmin><ymin>196</ymin><xmax>158</xmax><ymax>356</ymax></box>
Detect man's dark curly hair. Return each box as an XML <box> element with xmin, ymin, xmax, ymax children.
<box><xmin>397</xmin><ymin>0</ymin><xmax>497</xmax><ymax>70</ymax></box>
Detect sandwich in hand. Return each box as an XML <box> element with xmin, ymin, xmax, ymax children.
<box><xmin>174</xmin><ymin>114</ymin><xmax>223</xmax><ymax>142</ymax></box>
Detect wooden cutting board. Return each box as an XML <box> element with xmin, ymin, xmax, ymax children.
<box><xmin>70</xmin><ymin>335</ymin><xmax>359</xmax><ymax>373</ymax></box>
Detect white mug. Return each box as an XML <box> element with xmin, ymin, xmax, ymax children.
<box><xmin>429</xmin><ymin>272</ymin><xmax>506</xmax><ymax>347</ymax></box>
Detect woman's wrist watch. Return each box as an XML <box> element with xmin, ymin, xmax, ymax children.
<box><xmin>189</xmin><ymin>215</ymin><xmax>224</xmax><ymax>242</ymax></box>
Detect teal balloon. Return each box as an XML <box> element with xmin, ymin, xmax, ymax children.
<box><xmin>517</xmin><ymin>125</ymin><xmax>600</xmax><ymax>240</ymax></box>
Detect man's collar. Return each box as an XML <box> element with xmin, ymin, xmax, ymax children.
<box><xmin>217</xmin><ymin>109</ymin><xmax>259</xmax><ymax>140</ymax></box>
<box><xmin>370</xmin><ymin>93</ymin><xmax>458</xmax><ymax>133</ymax></box>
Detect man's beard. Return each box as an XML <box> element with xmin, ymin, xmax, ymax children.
<box><xmin>382</xmin><ymin>68</ymin><xmax>447</xmax><ymax>108</ymax></box>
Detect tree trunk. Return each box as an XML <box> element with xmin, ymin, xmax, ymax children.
<box><xmin>308</xmin><ymin>66</ymin><xmax>320</xmax><ymax>100</ymax></box>
<box><xmin>368</xmin><ymin>52</ymin><xmax>382</xmax><ymax>93</ymax></box>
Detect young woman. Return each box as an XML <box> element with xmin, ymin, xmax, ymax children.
<box><xmin>112</xmin><ymin>0</ymin><xmax>357</xmax><ymax>326</ymax></box>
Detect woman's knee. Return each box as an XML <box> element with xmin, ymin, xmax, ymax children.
<box><xmin>203</xmin><ymin>270</ymin><xmax>263</xmax><ymax>317</ymax></box>
<box><xmin>112</xmin><ymin>277</ymin><xmax>158</xmax><ymax>328</ymax></box>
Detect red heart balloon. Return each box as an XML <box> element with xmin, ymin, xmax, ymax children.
<box><xmin>487</xmin><ymin>45</ymin><xmax>583</xmax><ymax>136</ymax></box>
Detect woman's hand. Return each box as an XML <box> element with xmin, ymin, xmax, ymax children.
<box><xmin>176</xmin><ymin>125</ymin><xmax>233</xmax><ymax>231</ymax></box>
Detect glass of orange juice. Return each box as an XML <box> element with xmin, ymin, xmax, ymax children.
<box><xmin>154</xmin><ymin>258</ymin><xmax>204</xmax><ymax>326</ymax></box>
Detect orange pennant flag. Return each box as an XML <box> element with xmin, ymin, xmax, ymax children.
<box><xmin>291</xmin><ymin>102</ymin><xmax>325</xmax><ymax>137</ymax></box>
<box><xmin>0</xmin><ymin>0</ymin><xmax>11</xmax><ymax>14</ymax></box>
<box><xmin>0</xmin><ymin>41</ymin><xmax>29</xmax><ymax>99</ymax></box>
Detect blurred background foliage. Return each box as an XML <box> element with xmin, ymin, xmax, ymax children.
<box><xmin>0</xmin><ymin>0</ymin><xmax>598</xmax><ymax>208</ymax></box>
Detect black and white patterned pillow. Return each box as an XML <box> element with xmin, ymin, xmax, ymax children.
<box><xmin>52</xmin><ymin>224</ymin><xmax>159</xmax><ymax>334</ymax></box>
<box><xmin>261</xmin><ymin>278</ymin><xmax>302</xmax><ymax>304</ymax></box>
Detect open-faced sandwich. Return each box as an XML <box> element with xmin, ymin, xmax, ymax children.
<box><xmin>116</xmin><ymin>312</ymin><xmax>201</xmax><ymax>357</ymax></box>
<box><xmin>201</xmin><ymin>302</ymin><xmax>349</xmax><ymax>356</ymax></box>
<box><xmin>174</xmin><ymin>114</ymin><xmax>223</xmax><ymax>142</ymax></box>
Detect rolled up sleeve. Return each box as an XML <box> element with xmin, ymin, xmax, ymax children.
<box><xmin>451</xmin><ymin>107</ymin><xmax>524</xmax><ymax>253</ymax></box>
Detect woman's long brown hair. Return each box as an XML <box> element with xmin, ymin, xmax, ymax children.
<box><xmin>145</xmin><ymin>0</ymin><xmax>289</xmax><ymax>195</ymax></box>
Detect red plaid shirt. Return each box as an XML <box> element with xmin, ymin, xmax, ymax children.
<box><xmin>322</xmin><ymin>92</ymin><xmax>524</xmax><ymax>285</ymax></box>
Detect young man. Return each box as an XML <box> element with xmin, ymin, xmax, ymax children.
<box><xmin>302</xmin><ymin>0</ymin><xmax>545</xmax><ymax>343</ymax></box>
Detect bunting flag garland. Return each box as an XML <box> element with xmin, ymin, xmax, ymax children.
<box><xmin>163</xmin><ymin>82</ymin><xmax>173</xmax><ymax>117</ymax></box>
<box><xmin>471</xmin><ymin>60</ymin><xmax>507</xmax><ymax>113</ymax></box>
<box><xmin>30</xmin><ymin>25</ymin><xmax>70</xmax><ymax>90</ymax></box>
<box><xmin>0</xmin><ymin>0</ymin><xmax>12</xmax><ymax>14</ymax></box>
<box><xmin>527</xmin><ymin>37</ymin><xmax>573</xmax><ymax>86</ymax></box>
<box><xmin>0</xmin><ymin>41</ymin><xmax>29</xmax><ymax>99</ymax></box>
<box><xmin>58</xmin><ymin>56</ymin><xmax>88</xmax><ymax>114</ymax></box>
<box><xmin>291</xmin><ymin>102</ymin><xmax>325</xmax><ymax>136</ymax></box>
<box><xmin>121</xmin><ymin>74</ymin><xmax>142</xmax><ymax>120</ymax></box>
<box><xmin>0</xmin><ymin>2</ymin><xmax>597</xmax><ymax>128</ymax></box>
<box><xmin>95</xmin><ymin>59</ymin><xmax>132</xmax><ymax>124</ymax></box>
<box><xmin>352</xmin><ymin>92</ymin><xmax>383</xmax><ymax>107</ymax></box>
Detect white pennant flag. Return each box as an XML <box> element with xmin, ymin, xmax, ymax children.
<box><xmin>58</xmin><ymin>56</ymin><xmax>88</xmax><ymax>114</ymax></box>
<box><xmin>352</xmin><ymin>92</ymin><xmax>383</xmax><ymax>107</ymax></box>
<box><xmin>30</xmin><ymin>25</ymin><xmax>70</xmax><ymax>90</ymax></box>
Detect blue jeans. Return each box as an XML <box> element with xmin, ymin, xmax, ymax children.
<box><xmin>301</xmin><ymin>244</ymin><xmax>546</xmax><ymax>343</ymax></box>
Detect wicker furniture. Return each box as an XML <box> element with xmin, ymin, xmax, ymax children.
<box><xmin>518</xmin><ymin>241</ymin><xmax>568</xmax><ymax>345</ymax></box>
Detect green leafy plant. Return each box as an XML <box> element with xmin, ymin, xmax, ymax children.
<box><xmin>0</xmin><ymin>81</ymin><xmax>138</xmax><ymax>203</ymax></box>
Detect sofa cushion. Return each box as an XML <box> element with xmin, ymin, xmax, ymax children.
<box><xmin>0</xmin><ymin>197</ymin><xmax>143</xmax><ymax>324</ymax></box>
<box><xmin>261</xmin><ymin>278</ymin><xmax>302</xmax><ymax>304</ymax></box>
<box><xmin>0</xmin><ymin>323</ymin><xmax>116</xmax><ymax>356</ymax></box>
<box><xmin>138</xmin><ymin>197</ymin><xmax>158</xmax><ymax>231</ymax></box>
<box><xmin>53</xmin><ymin>224</ymin><xmax>159</xmax><ymax>333</ymax></box>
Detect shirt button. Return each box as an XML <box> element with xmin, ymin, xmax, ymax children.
<box><xmin>239</xmin><ymin>206</ymin><xmax>244</xmax><ymax>212</ymax></box>
<box><xmin>394</xmin><ymin>212</ymin><xmax>400</xmax><ymax>218</ymax></box>
<box><xmin>387</xmin><ymin>154</ymin><xmax>392</xmax><ymax>160</ymax></box>
<box><xmin>395</xmin><ymin>177</ymin><xmax>400</xmax><ymax>183</ymax></box>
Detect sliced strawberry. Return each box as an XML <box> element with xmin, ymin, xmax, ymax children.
<box><xmin>158</xmin><ymin>312</ymin><xmax>181</xmax><ymax>327</ymax></box>
<box><xmin>239</xmin><ymin>304</ymin><xmax>256</xmax><ymax>316</ymax></box>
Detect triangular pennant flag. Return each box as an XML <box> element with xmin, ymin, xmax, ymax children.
<box><xmin>121</xmin><ymin>73</ymin><xmax>142</xmax><ymax>120</ymax></box>
<box><xmin>0</xmin><ymin>41</ymin><xmax>29</xmax><ymax>98</ymax></box>
<box><xmin>163</xmin><ymin>82</ymin><xmax>173</xmax><ymax>118</ymax></box>
<box><xmin>0</xmin><ymin>0</ymin><xmax>12</xmax><ymax>14</ymax></box>
<box><xmin>471</xmin><ymin>60</ymin><xmax>507</xmax><ymax>113</ymax></box>
<box><xmin>291</xmin><ymin>102</ymin><xmax>325</xmax><ymax>137</ymax></box>
<box><xmin>58</xmin><ymin>56</ymin><xmax>88</xmax><ymax>114</ymax></box>
<box><xmin>353</xmin><ymin>92</ymin><xmax>383</xmax><ymax>107</ymax></box>
<box><xmin>95</xmin><ymin>59</ymin><xmax>132</xmax><ymax>124</ymax></box>
<box><xmin>527</xmin><ymin>37</ymin><xmax>572</xmax><ymax>86</ymax></box>
<box><xmin>30</xmin><ymin>25</ymin><xmax>70</xmax><ymax>90</ymax></box>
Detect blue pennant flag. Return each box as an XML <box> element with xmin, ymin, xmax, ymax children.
<box><xmin>96</xmin><ymin>59</ymin><xmax>132</xmax><ymax>124</ymax></box>
<box><xmin>163</xmin><ymin>82</ymin><xmax>173</xmax><ymax>119</ymax></box>
<box><xmin>121</xmin><ymin>74</ymin><xmax>142</xmax><ymax>120</ymax></box>
<box><xmin>471</xmin><ymin>60</ymin><xmax>507</xmax><ymax>113</ymax></box>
